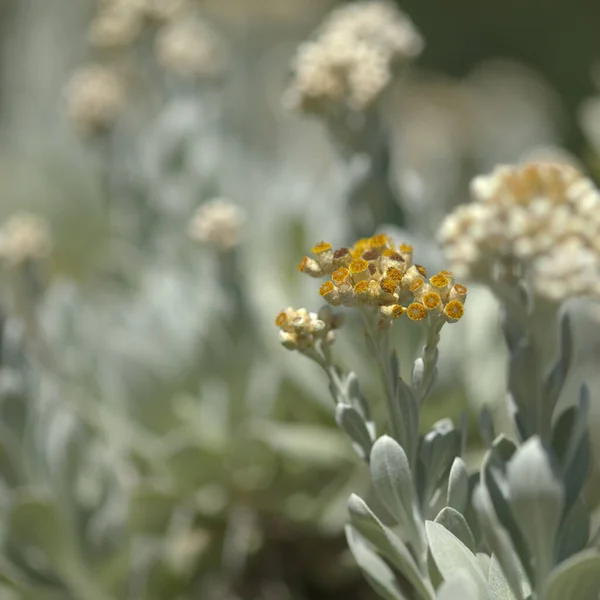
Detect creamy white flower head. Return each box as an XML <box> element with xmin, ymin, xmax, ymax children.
<box><xmin>284</xmin><ymin>0</ymin><xmax>423</xmax><ymax>116</ymax></box>
<box><xmin>155</xmin><ymin>15</ymin><xmax>227</xmax><ymax>79</ymax></box>
<box><xmin>88</xmin><ymin>0</ymin><xmax>143</xmax><ymax>48</ymax></box>
<box><xmin>275</xmin><ymin>306</ymin><xmax>338</xmax><ymax>351</ymax></box>
<box><xmin>0</xmin><ymin>213</ymin><xmax>52</xmax><ymax>267</ymax></box>
<box><xmin>438</xmin><ymin>162</ymin><xmax>600</xmax><ymax>302</ymax></box>
<box><xmin>188</xmin><ymin>199</ymin><xmax>245</xmax><ymax>251</ymax></box>
<box><xmin>65</xmin><ymin>65</ymin><xmax>127</xmax><ymax>136</ymax></box>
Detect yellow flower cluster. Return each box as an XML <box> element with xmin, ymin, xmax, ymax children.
<box><xmin>297</xmin><ymin>235</ymin><xmax>466</xmax><ymax>324</ymax></box>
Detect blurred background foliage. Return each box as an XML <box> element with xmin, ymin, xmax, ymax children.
<box><xmin>0</xmin><ymin>0</ymin><xmax>599</xmax><ymax>599</ymax></box>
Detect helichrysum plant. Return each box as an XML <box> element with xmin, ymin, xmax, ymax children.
<box><xmin>277</xmin><ymin>162</ymin><xmax>600</xmax><ymax>600</ymax></box>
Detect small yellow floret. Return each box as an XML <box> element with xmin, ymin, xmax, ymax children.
<box><xmin>399</xmin><ymin>244</ymin><xmax>413</xmax><ymax>253</ymax></box>
<box><xmin>454</xmin><ymin>283</ymin><xmax>467</xmax><ymax>295</ymax></box>
<box><xmin>354</xmin><ymin>280</ymin><xmax>369</xmax><ymax>293</ymax></box>
<box><xmin>275</xmin><ymin>312</ymin><xmax>287</xmax><ymax>327</ymax></box>
<box><xmin>320</xmin><ymin>281</ymin><xmax>335</xmax><ymax>296</ymax></box>
<box><xmin>386</xmin><ymin>267</ymin><xmax>403</xmax><ymax>282</ymax></box>
<box><xmin>369</xmin><ymin>234</ymin><xmax>390</xmax><ymax>249</ymax></box>
<box><xmin>430</xmin><ymin>273</ymin><xmax>451</xmax><ymax>288</ymax></box>
<box><xmin>422</xmin><ymin>291</ymin><xmax>442</xmax><ymax>310</ymax></box>
<box><xmin>312</xmin><ymin>241</ymin><xmax>332</xmax><ymax>254</ymax></box>
<box><xmin>298</xmin><ymin>256</ymin><xmax>308</xmax><ymax>272</ymax></box>
<box><xmin>416</xmin><ymin>265</ymin><xmax>427</xmax><ymax>277</ymax></box>
<box><xmin>410</xmin><ymin>279</ymin><xmax>424</xmax><ymax>293</ymax></box>
<box><xmin>407</xmin><ymin>302</ymin><xmax>428</xmax><ymax>321</ymax></box>
<box><xmin>332</xmin><ymin>267</ymin><xmax>350</xmax><ymax>284</ymax></box>
<box><xmin>444</xmin><ymin>299</ymin><xmax>465</xmax><ymax>321</ymax></box>
<box><xmin>349</xmin><ymin>259</ymin><xmax>369</xmax><ymax>274</ymax></box>
<box><xmin>379</xmin><ymin>277</ymin><xmax>397</xmax><ymax>294</ymax></box>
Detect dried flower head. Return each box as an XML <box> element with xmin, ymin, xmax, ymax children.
<box><xmin>155</xmin><ymin>15</ymin><xmax>227</xmax><ymax>79</ymax></box>
<box><xmin>187</xmin><ymin>198</ymin><xmax>245</xmax><ymax>251</ymax></box>
<box><xmin>438</xmin><ymin>161</ymin><xmax>600</xmax><ymax>302</ymax></box>
<box><xmin>276</xmin><ymin>306</ymin><xmax>340</xmax><ymax>350</ymax></box>
<box><xmin>65</xmin><ymin>65</ymin><xmax>126</xmax><ymax>136</ymax></box>
<box><xmin>283</xmin><ymin>0</ymin><xmax>423</xmax><ymax>116</ymax></box>
<box><xmin>0</xmin><ymin>213</ymin><xmax>52</xmax><ymax>267</ymax></box>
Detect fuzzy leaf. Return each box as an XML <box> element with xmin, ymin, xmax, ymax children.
<box><xmin>506</xmin><ymin>438</ymin><xmax>564</xmax><ymax>584</ymax></box>
<box><xmin>370</xmin><ymin>435</ymin><xmax>423</xmax><ymax>555</ymax></box>
<box><xmin>425</xmin><ymin>521</ymin><xmax>488</xmax><ymax>599</ymax></box>
<box><xmin>434</xmin><ymin>507</ymin><xmax>475</xmax><ymax>553</ymax></box>
<box><xmin>488</xmin><ymin>554</ymin><xmax>519</xmax><ymax>600</ymax></box>
<box><xmin>447</xmin><ymin>457</ymin><xmax>469</xmax><ymax>514</ymax></box>
<box><xmin>435</xmin><ymin>569</ymin><xmax>480</xmax><ymax>600</ymax></box>
<box><xmin>345</xmin><ymin>525</ymin><xmax>408</xmax><ymax>600</ymax></box>
<box><xmin>543</xmin><ymin>550</ymin><xmax>600</xmax><ymax>600</ymax></box>
<box><xmin>335</xmin><ymin>404</ymin><xmax>373</xmax><ymax>462</ymax></box>
<box><xmin>348</xmin><ymin>494</ymin><xmax>435</xmax><ymax>600</ymax></box>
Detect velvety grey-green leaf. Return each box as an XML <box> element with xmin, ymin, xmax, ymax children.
<box><xmin>393</xmin><ymin>374</ymin><xmax>419</xmax><ymax>469</ymax></box>
<box><xmin>472</xmin><ymin>485</ymin><xmax>528</xmax><ymax>600</ymax></box>
<box><xmin>435</xmin><ymin>507</ymin><xmax>475</xmax><ymax>553</ymax></box>
<box><xmin>479</xmin><ymin>406</ymin><xmax>496</xmax><ymax>448</ymax></box>
<box><xmin>335</xmin><ymin>404</ymin><xmax>373</xmax><ymax>462</ymax></box>
<box><xmin>507</xmin><ymin>339</ymin><xmax>539</xmax><ymax>439</ymax></box>
<box><xmin>555</xmin><ymin>497</ymin><xmax>590</xmax><ymax>564</ymax></box>
<box><xmin>447</xmin><ymin>457</ymin><xmax>469</xmax><ymax>514</ymax></box>
<box><xmin>542</xmin><ymin>313</ymin><xmax>573</xmax><ymax>413</ymax></box>
<box><xmin>370</xmin><ymin>435</ymin><xmax>422</xmax><ymax>551</ymax></box>
<box><xmin>344</xmin><ymin>371</ymin><xmax>371</xmax><ymax>420</ymax></box>
<box><xmin>543</xmin><ymin>550</ymin><xmax>600</xmax><ymax>600</ymax></box>
<box><xmin>482</xmin><ymin>445</ymin><xmax>533</xmax><ymax>586</ymax></box>
<box><xmin>435</xmin><ymin>569</ymin><xmax>480</xmax><ymax>600</ymax></box>
<box><xmin>345</xmin><ymin>525</ymin><xmax>408</xmax><ymax>600</ymax></box>
<box><xmin>506</xmin><ymin>437</ymin><xmax>564</xmax><ymax>585</ymax></box>
<box><xmin>425</xmin><ymin>521</ymin><xmax>488</xmax><ymax>599</ymax></box>
<box><xmin>348</xmin><ymin>494</ymin><xmax>435</xmax><ymax>600</ymax></box>
<box><xmin>488</xmin><ymin>554</ymin><xmax>520</xmax><ymax>600</ymax></box>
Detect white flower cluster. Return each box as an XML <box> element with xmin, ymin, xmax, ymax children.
<box><xmin>155</xmin><ymin>15</ymin><xmax>227</xmax><ymax>79</ymax></box>
<box><xmin>0</xmin><ymin>213</ymin><xmax>52</xmax><ymax>268</ymax></box>
<box><xmin>438</xmin><ymin>162</ymin><xmax>600</xmax><ymax>302</ymax></box>
<box><xmin>187</xmin><ymin>199</ymin><xmax>245</xmax><ymax>251</ymax></box>
<box><xmin>275</xmin><ymin>306</ymin><xmax>342</xmax><ymax>351</ymax></box>
<box><xmin>65</xmin><ymin>65</ymin><xmax>127</xmax><ymax>136</ymax></box>
<box><xmin>284</xmin><ymin>0</ymin><xmax>423</xmax><ymax>116</ymax></box>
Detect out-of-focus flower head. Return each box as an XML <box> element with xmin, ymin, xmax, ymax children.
<box><xmin>0</xmin><ymin>213</ymin><xmax>52</xmax><ymax>268</ymax></box>
<box><xmin>65</xmin><ymin>65</ymin><xmax>127</xmax><ymax>136</ymax></box>
<box><xmin>284</xmin><ymin>0</ymin><xmax>423</xmax><ymax>116</ymax></box>
<box><xmin>155</xmin><ymin>14</ymin><xmax>228</xmax><ymax>79</ymax></box>
<box><xmin>187</xmin><ymin>198</ymin><xmax>245</xmax><ymax>251</ymax></box>
<box><xmin>438</xmin><ymin>162</ymin><xmax>600</xmax><ymax>303</ymax></box>
<box><xmin>88</xmin><ymin>0</ymin><xmax>145</xmax><ymax>48</ymax></box>
<box><xmin>142</xmin><ymin>0</ymin><xmax>190</xmax><ymax>22</ymax></box>
<box><xmin>275</xmin><ymin>306</ymin><xmax>341</xmax><ymax>351</ymax></box>
<box><xmin>296</xmin><ymin>234</ymin><xmax>466</xmax><ymax>325</ymax></box>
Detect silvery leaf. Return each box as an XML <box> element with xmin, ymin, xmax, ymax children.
<box><xmin>434</xmin><ymin>507</ymin><xmax>475</xmax><ymax>553</ymax></box>
<box><xmin>435</xmin><ymin>569</ymin><xmax>481</xmax><ymax>600</ymax></box>
<box><xmin>425</xmin><ymin>521</ymin><xmax>489</xmax><ymax>599</ymax></box>
<box><xmin>419</xmin><ymin>420</ymin><xmax>460</xmax><ymax>510</ymax></box>
<box><xmin>370</xmin><ymin>436</ymin><xmax>424</xmax><ymax>558</ymax></box>
<box><xmin>555</xmin><ymin>497</ymin><xmax>589</xmax><ymax>564</ymax></box>
<box><xmin>542</xmin><ymin>313</ymin><xmax>573</xmax><ymax>413</ymax></box>
<box><xmin>348</xmin><ymin>494</ymin><xmax>435</xmax><ymax>600</ymax></box>
<box><xmin>335</xmin><ymin>404</ymin><xmax>374</xmax><ymax>462</ymax></box>
<box><xmin>507</xmin><ymin>339</ymin><xmax>539</xmax><ymax>440</ymax></box>
<box><xmin>481</xmin><ymin>441</ymin><xmax>532</xmax><ymax>584</ymax></box>
<box><xmin>479</xmin><ymin>406</ymin><xmax>496</xmax><ymax>448</ymax></box>
<box><xmin>391</xmin><ymin>370</ymin><xmax>419</xmax><ymax>470</ymax></box>
<box><xmin>447</xmin><ymin>457</ymin><xmax>469</xmax><ymax>514</ymax></box>
<box><xmin>472</xmin><ymin>485</ymin><xmax>528</xmax><ymax>600</ymax></box>
<box><xmin>488</xmin><ymin>554</ymin><xmax>520</xmax><ymax>600</ymax></box>
<box><xmin>506</xmin><ymin>437</ymin><xmax>564</xmax><ymax>584</ymax></box>
<box><xmin>550</xmin><ymin>388</ymin><xmax>591</xmax><ymax>513</ymax></box>
<box><xmin>543</xmin><ymin>550</ymin><xmax>600</xmax><ymax>600</ymax></box>
<box><xmin>344</xmin><ymin>371</ymin><xmax>371</xmax><ymax>420</ymax></box>
<box><xmin>345</xmin><ymin>525</ymin><xmax>409</xmax><ymax>600</ymax></box>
